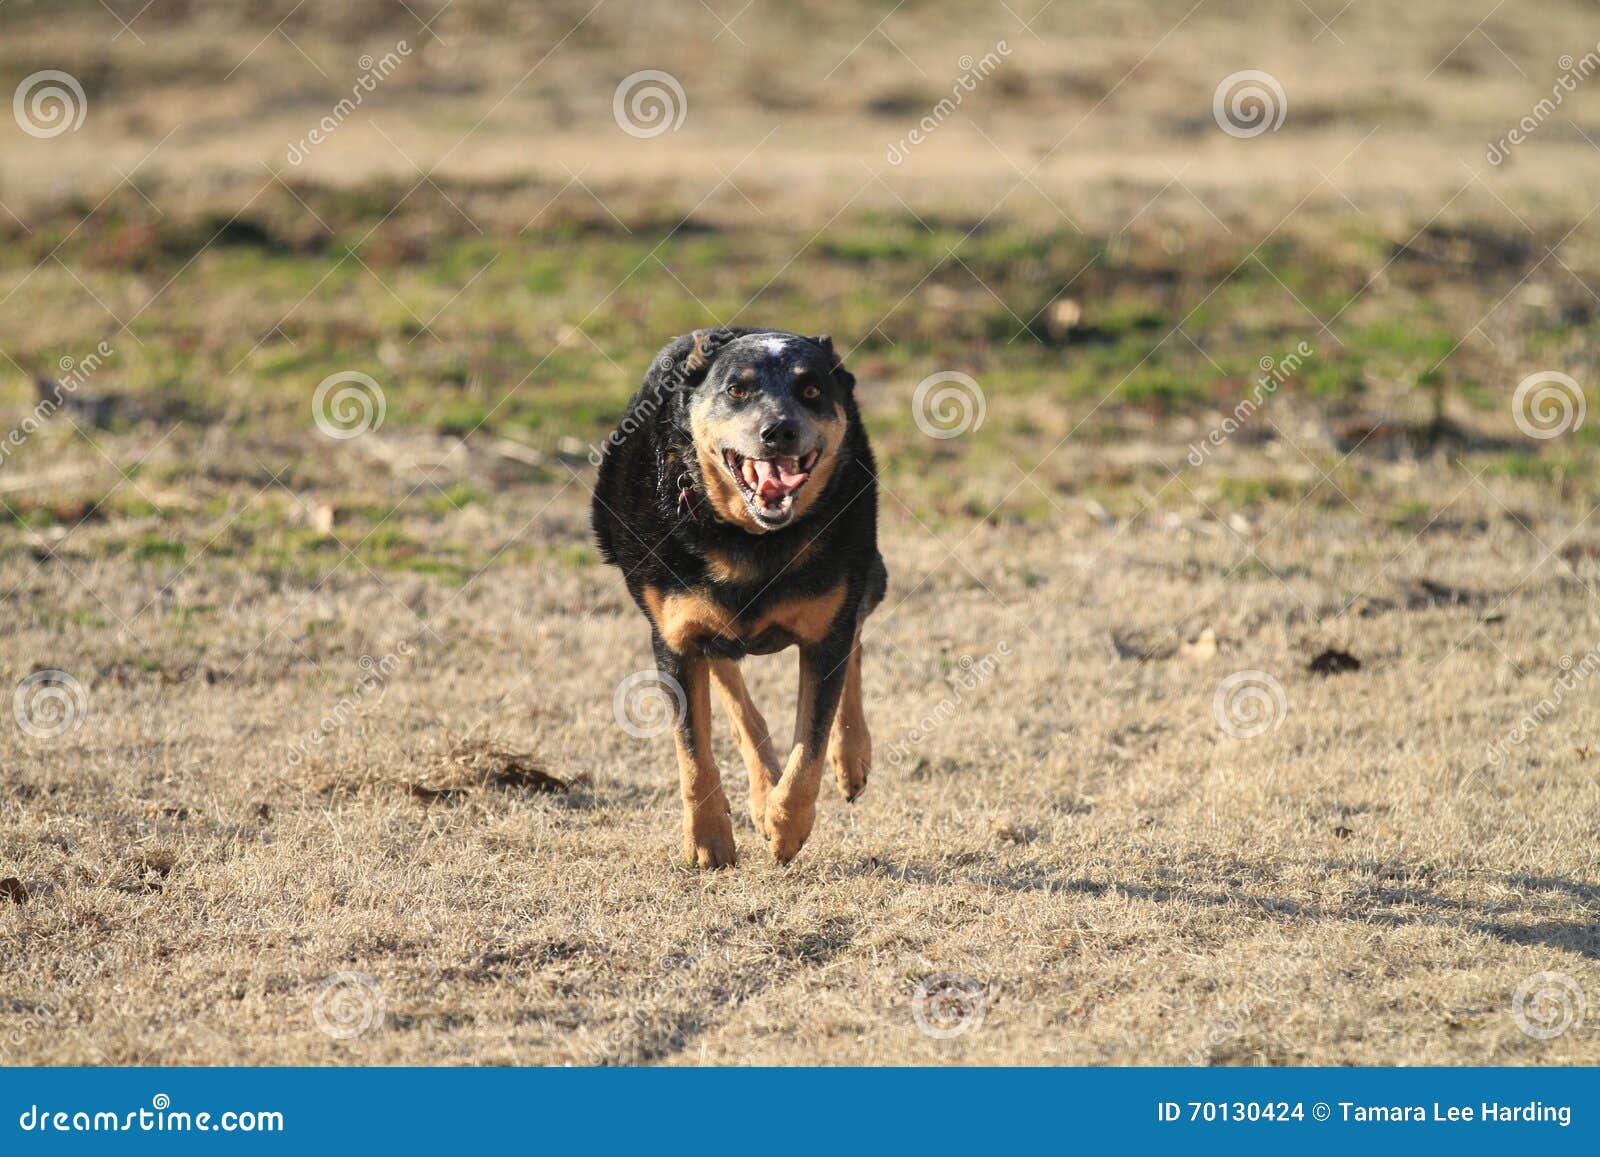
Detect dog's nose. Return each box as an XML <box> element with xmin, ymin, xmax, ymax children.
<box><xmin>759</xmin><ymin>419</ymin><xmax>799</xmax><ymax>453</ymax></box>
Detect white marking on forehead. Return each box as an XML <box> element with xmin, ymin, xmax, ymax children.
<box><xmin>763</xmin><ymin>337</ymin><xmax>787</xmax><ymax>356</ymax></box>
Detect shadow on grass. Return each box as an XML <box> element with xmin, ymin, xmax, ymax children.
<box><xmin>837</xmin><ymin>855</ymin><xmax>1600</xmax><ymax>960</ymax></box>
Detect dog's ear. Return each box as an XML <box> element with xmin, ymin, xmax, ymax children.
<box><xmin>809</xmin><ymin>334</ymin><xmax>856</xmax><ymax>393</ymax></box>
<box><xmin>683</xmin><ymin>327</ymin><xmax>738</xmax><ymax>375</ymax></box>
<box><xmin>645</xmin><ymin>328</ymin><xmax>737</xmax><ymax>398</ymax></box>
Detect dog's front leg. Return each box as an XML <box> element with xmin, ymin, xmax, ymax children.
<box><xmin>764</xmin><ymin>633</ymin><xmax>852</xmax><ymax>864</ymax></box>
<box><xmin>709</xmin><ymin>659</ymin><xmax>780</xmax><ymax>833</ymax></box>
<box><xmin>655</xmin><ymin>637</ymin><xmax>736</xmax><ymax>869</ymax></box>
<box><xmin>828</xmin><ymin>625</ymin><xmax>870</xmax><ymax>802</ymax></box>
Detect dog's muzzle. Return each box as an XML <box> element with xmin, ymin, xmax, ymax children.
<box><xmin>721</xmin><ymin>448</ymin><xmax>820</xmax><ymax>528</ymax></box>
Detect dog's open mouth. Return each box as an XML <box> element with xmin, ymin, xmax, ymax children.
<box><xmin>723</xmin><ymin>448</ymin><xmax>819</xmax><ymax>526</ymax></box>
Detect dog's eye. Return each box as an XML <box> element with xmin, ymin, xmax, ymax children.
<box><xmin>726</xmin><ymin>384</ymin><xmax>749</xmax><ymax>400</ymax></box>
<box><xmin>799</xmin><ymin>382</ymin><xmax>822</xmax><ymax>400</ymax></box>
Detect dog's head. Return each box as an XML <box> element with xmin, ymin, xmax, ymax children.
<box><xmin>665</xmin><ymin>329</ymin><xmax>853</xmax><ymax>533</ymax></box>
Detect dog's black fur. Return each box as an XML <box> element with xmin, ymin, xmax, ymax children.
<box><xmin>592</xmin><ymin>327</ymin><xmax>886</xmax><ymax>866</ymax></box>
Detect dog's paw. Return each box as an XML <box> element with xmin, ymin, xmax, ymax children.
<box><xmin>764</xmin><ymin>799</ymin><xmax>815</xmax><ymax>865</ymax></box>
<box><xmin>684</xmin><ymin>801</ymin><xmax>737</xmax><ymax>869</ymax></box>
<box><xmin>831</xmin><ymin>747</ymin><xmax>870</xmax><ymax>802</ymax></box>
<box><xmin>748</xmin><ymin>795</ymin><xmax>772</xmax><ymax>838</ymax></box>
<box><xmin>685</xmin><ymin>823</ymin><xmax>736</xmax><ymax>870</ymax></box>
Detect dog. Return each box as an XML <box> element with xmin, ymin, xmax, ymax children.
<box><xmin>592</xmin><ymin>327</ymin><xmax>887</xmax><ymax>867</ymax></box>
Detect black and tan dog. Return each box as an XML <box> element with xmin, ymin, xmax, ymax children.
<box><xmin>592</xmin><ymin>328</ymin><xmax>886</xmax><ymax>867</ymax></box>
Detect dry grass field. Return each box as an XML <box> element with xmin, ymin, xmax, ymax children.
<box><xmin>1</xmin><ymin>0</ymin><xmax>1598</xmax><ymax>1065</ymax></box>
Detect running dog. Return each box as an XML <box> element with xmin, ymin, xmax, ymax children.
<box><xmin>592</xmin><ymin>328</ymin><xmax>887</xmax><ymax>867</ymax></box>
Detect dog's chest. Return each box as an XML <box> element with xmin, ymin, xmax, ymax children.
<box><xmin>643</xmin><ymin>583</ymin><xmax>845</xmax><ymax>656</ymax></box>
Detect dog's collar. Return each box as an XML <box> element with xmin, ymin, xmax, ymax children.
<box><xmin>676</xmin><ymin>471</ymin><xmax>701</xmax><ymax>520</ymax></box>
<box><xmin>659</xmin><ymin>450</ymin><xmax>702</xmax><ymax>524</ymax></box>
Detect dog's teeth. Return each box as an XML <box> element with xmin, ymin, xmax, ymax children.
<box><xmin>743</xmin><ymin>458</ymin><xmax>759</xmax><ymax>488</ymax></box>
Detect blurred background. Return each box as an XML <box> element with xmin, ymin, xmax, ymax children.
<box><xmin>4</xmin><ymin>0</ymin><xmax>1598</xmax><ymax>509</ymax></box>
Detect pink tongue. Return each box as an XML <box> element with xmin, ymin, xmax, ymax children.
<box><xmin>753</xmin><ymin>459</ymin><xmax>785</xmax><ymax>498</ymax></box>
<box><xmin>754</xmin><ymin>458</ymin><xmax>808</xmax><ymax>499</ymax></box>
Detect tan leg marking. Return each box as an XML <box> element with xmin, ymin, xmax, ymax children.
<box><xmin>671</xmin><ymin>655</ymin><xmax>735</xmax><ymax>869</ymax></box>
<box><xmin>709</xmin><ymin>659</ymin><xmax>780</xmax><ymax>830</ymax></box>
<box><xmin>764</xmin><ymin>627</ymin><xmax>860</xmax><ymax>865</ymax></box>
<box><xmin>643</xmin><ymin>585</ymin><xmax>739</xmax><ymax>655</ymax></box>
<box><xmin>828</xmin><ymin>627</ymin><xmax>870</xmax><ymax>801</ymax></box>
<box><xmin>765</xmin><ymin>662</ymin><xmax>825</xmax><ymax>863</ymax></box>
